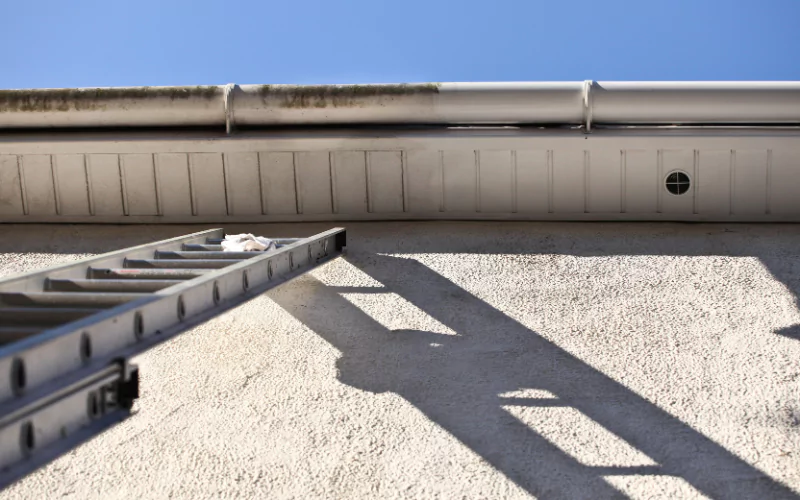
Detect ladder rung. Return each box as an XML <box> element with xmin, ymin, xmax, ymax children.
<box><xmin>46</xmin><ymin>279</ymin><xmax>183</xmax><ymax>292</ymax></box>
<box><xmin>154</xmin><ymin>251</ymin><xmax>259</xmax><ymax>260</ymax></box>
<box><xmin>0</xmin><ymin>226</ymin><xmax>344</xmax><ymax>488</ymax></box>
<box><xmin>205</xmin><ymin>237</ymin><xmax>301</xmax><ymax>245</ymax></box>
<box><xmin>183</xmin><ymin>242</ymin><xmax>296</xmax><ymax>251</ymax></box>
<box><xmin>0</xmin><ymin>292</ymin><xmax>142</xmax><ymax>308</ymax></box>
<box><xmin>0</xmin><ymin>307</ymin><xmax>100</xmax><ymax>325</ymax></box>
<box><xmin>88</xmin><ymin>268</ymin><xmax>210</xmax><ymax>280</ymax></box>
<box><xmin>124</xmin><ymin>259</ymin><xmax>240</xmax><ymax>269</ymax></box>
<box><xmin>182</xmin><ymin>244</ymin><xmax>224</xmax><ymax>251</ymax></box>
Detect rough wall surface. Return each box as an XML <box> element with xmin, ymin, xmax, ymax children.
<box><xmin>0</xmin><ymin>222</ymin><xmax>799</xmax><ymax>499</ymax></box>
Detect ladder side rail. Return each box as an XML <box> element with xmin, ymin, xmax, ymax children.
<box><xmin>0</xmin><ymin>227</ymin><xmax>346</xmax><ymax>488</ymax></box>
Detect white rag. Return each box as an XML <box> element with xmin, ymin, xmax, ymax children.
<box><xmin>221</xmin><ymin>234</ymin><xmax>277</xmax><ymax>252</ymax></box>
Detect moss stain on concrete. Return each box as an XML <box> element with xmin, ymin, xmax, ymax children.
<box><xmin>0</xmin><ymin>86</ymin><xmax>221</xmax><ymax>113</ymax></box>
<box><xmin>256</xmin><ymin>83</ymin><xmax>441</xmax><ymax>109</ymax></box>
<box><xmin>0</xmin><ymin>83</ymin><xmax>442</xmax><ymax>113</ymax></box>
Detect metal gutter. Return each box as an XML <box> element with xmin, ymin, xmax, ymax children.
<box><xmin>1</xmin><ymin>81</ymin><xmax>799</xmax><ymax>131</ymax></box>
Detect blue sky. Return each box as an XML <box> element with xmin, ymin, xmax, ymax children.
<box><xmin>2</xmin><ymin>0</ymin><xmax>798</xmax><ymax>88</ymax></box>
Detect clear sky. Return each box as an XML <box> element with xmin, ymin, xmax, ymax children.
<box><xmin>2</xmin><ymin>0</ymin><xmax>798</xmax><ymax>89</ymax></box>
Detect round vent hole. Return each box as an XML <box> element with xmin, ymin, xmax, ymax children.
<box><xmin>666</xmin><ymin>171</ymin><xmax>691</xmax><ymax>195</ymax></box>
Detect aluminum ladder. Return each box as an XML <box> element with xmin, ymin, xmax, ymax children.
<box><xmin>0</xmin><ymin>227</ymin><xmax>346</xmax><ymax>488</ymax></box>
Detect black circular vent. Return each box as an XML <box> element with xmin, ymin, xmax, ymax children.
<box><xmin>665</xmin><ymin>171</ymin><xmax>691</xmax><ymax>195</ymax></box>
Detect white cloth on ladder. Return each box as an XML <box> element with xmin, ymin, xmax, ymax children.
<box><xmin>221</xmin><ymin>234</ymin><xmax>277</xmax><ymax>252</ymax></box>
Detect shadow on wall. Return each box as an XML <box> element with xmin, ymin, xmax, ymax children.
<box><xmin>363</xmin><ymin>223</ymin><xmax>800</xmax><ymax>343</ymax></box>
<box><xmin>778</xmin><ymin>325</ymin><xmax>800</xmax><ymax>341</ymax></box>
<box><xmin>263</xmin><ymin>222</ymin><xmax>800</xmax><ymax>500</ymax></box>
<box><xmin>2</xmin><ymin>222</ymin><xmax>799</xmax><ymax>498</ymax></box>
<box><xmin>269</xmin><ymin>252</ymin><xmax>800</xmax><ymax>499</ymax></box>
<box><xmin>339</xmin><ymin>221</ymin><xmax>800</xmax><ymax>346</ymax></box>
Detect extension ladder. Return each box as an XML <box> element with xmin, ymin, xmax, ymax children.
<box><xmin>0</xmin><ymin>227</ymin><xmax>346</xmax><ymax>488</ymax></box>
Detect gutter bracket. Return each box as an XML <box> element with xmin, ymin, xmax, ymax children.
<box><xmin>582</xmin><ymin>80</ymin><xmax>594</xmax><ymax>134</ymax></box>
<box><xmin>224</xmin><ymin>83</ymin><xmax>236</xmax><ymax>135</ymax></box>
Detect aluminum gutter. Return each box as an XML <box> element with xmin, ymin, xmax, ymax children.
<box><xmin>1</xmin><ymin>81</ymin><xmax>799</xmax><ymax>131</ymax></box>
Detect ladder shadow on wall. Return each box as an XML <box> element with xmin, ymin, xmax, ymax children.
<box><xmin>269</xmin><ymin>243</ymin><xmax>800</xmax><ymax>500</ymax></box>
<box><xmin>1</xmin><ymin>223</ymin><xmax>798</xmax><ymax>498</ymax></box>
<box><xmin>351</xmin><ymin>221</ymin><xmax>800</xmax><ymax>345</ymax></box>
<box><xmin>777</xmin><ymin>325</ymin><xmax>800</xmax><ymax>341</ymax></box>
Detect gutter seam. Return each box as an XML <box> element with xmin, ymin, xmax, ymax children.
<box><xmin>224</xmin><ymin>83</ymin><xmax>236</xmax><ymax>135</ymax></box>
<box><xmin>582</xmin><ymin>80</ymin><xmax>594</xmax><ymax>134</ymax></box>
